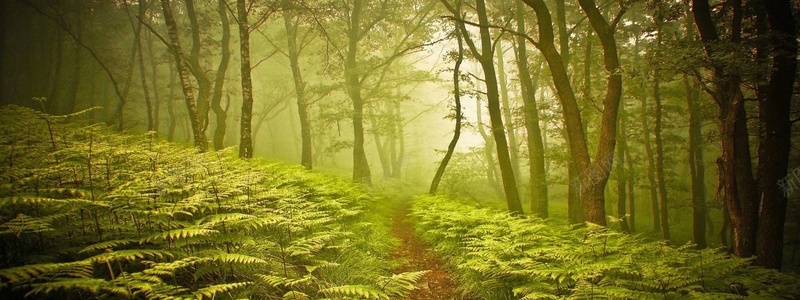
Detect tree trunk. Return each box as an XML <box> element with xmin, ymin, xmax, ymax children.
<box><xmin>522</xmin><ymin>0</ymin><xmax>623</xmax><ymax>225</ymax></box>
<box><xmin>495</xmin><ymin>45</ymin><xmax>521</xmax><ymax>182</ymax></box>
<box><xmin>514</xmin><ymin>0</ymin><xmax>548</xmax><ymax>218</ymax></box>
<box><xmin>211</xmin><ymin>0</ymin><xmax>231</xmax><ymax>150</ymax></box>
<box><xmin>685</xmin><ymin>75</ymin><xmax>707</xmax><ymax>249</ymax></box>
<box><xmin>430</xmin><ymin>24</ymin><xmax>464</xmax><ymax>195</ymax></box>
<box><xmin>653</xmin><ymin>50</ymin><xmax>670</xmax><ymax>240</ymax></box>
<box><xmin>616</xmin><ymin>102</ymin><xmax>630</xmax><ymax>233</ymax></box>
<box><xmin>146</xmin><ymin>27</ymin><xmax>161</xmax><ymax>133</ymax></box>
<box><xmin>184</xmin><ymin>0</ymin><xmax>211</xmax><ymax>133</ymax></box>
<box><xmin>237</xmin><ymin>0</ymin><xmax>254</xmax><ymax>158</ymax></box>
<box><xmin>692</xmin><ymin>0</ymin><xmax>759</xmax><ymax>258</ymax></box>
<box><xmin>134</xmin><ymin>0</ymin><xmax>154</xmax><ymax>131</ymax></box>
<box><xmin>160</xmin><ymin>0</ymin><xmax>207</xmax><ymax>151</ymax></box>
<box><xmin>754</xmin><ymin>0</ymin><xmax>797</xmax><ymax>269</ymax></box>
<box><xmin>346</xmin><ymin>0</ymin><xmax>371</xmax><ymax>185</ymax></box>
<box><xmin>282</xmin><ymin>2</ymin><xmax>313</xmax><ymax>169</ymax></box>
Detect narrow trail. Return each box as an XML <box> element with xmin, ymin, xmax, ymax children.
<box><xmin>389</xmin><ymin>200</ymin><xmax>461</xmax><ymax>300</ymax></box>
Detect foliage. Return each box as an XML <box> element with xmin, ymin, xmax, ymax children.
<box><xmin>410</xmin><ymin>195</ymin><xmax>800</xmax><ymax>300</ymax></box>
<box><xmin>0</xmin><ymin>105</ymin><xmax>424</xmax><ymax>299</ymax></box>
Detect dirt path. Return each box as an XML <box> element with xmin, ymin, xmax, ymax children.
<box><xmin>389</xmin><ymin>200</ymin><xmax>462</xmax><ymax>300</ymax></box>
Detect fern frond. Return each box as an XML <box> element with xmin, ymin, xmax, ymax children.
<box><xmin>87</xmin><ymin>249</ymin><xmax>173</xmax><ymax>263</ymax></box>
<box><xmin>283</xmin><ymin>290</ymin><xmax>310</xmax><ymax>300</ymax></box>
<box><xmin>0</xmin><ymin>261</ymin><xmax>92</xmax><ymax>284</ymax></box>
<box><xmin>192</xmin><ymin>281</ymin><xmax>251</xmax><ymax>299</ymax></box>
<box><xmin>319</xmin><ymin>284</ymin><xmax>388</xmax><ymax>300</ymax></box>
<box><xmin>79</xmin><ymin>239</ymin><xmax>139</xmax><ymax>254</ymax></box>
<box><xmin>140</xmin><ymin>227</ymin><xmax>218</xmax><ymax>243</ymax></box>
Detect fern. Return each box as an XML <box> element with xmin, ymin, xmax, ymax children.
<box><xmin>192</xmin><ymin>281</ymin><xmax>252</xmax><ymax>299</ymax></box>
<box><xmin>319</xmin><ymin>284</ymin><xmax>388</xmax><ymax>299</ymax></box>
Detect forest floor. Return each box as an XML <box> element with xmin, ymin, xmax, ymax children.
<box><xmin>389</xmin><ymin>200</ymin><xmax>463</xmax><ymax>300</ymax></box>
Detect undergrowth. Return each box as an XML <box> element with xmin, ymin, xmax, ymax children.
<box><xmin>0</xmin><ymin>105</ymin><xmax>424</xmax><ymax>299</ymax></box>
<box><xmin>411</xmin><ymin>195</ymin><xmax>800</xmax><ymax>300</ymax></box>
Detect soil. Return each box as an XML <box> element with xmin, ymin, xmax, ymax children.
<box><xmin>389</xmin><ymin>200</ymin><xmax>464</xmax><ymax>300</ymax></box>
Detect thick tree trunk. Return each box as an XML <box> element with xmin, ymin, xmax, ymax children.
<box><xmin>522</xmin><ymin>0</ymin><xmax>623</xmax><ymax>225</ymax></box>
<box><xmin>514</xmin><ymin>0</ymin><xmax>547</xmax><ymax>218</ymax></box>
<box><xmin>184</xmin><ymin>0</ymin><xmax>211</xmax><ymax>133</ymax></box>
<box><xmin>160</xmin><ymin>0</ymin><xmax>206</xmax><ymax>151</ymax></box>
<box><xmin>237</xmin><ymin>0</ymin><xmax>254</xmax><ymax>158</ymax></box>
<box><xmin>692</xmin><ymin>0</ymin><xmax>759</xmax><ymax>258</ymax></box>
<box><xmin>282</xmin><ymin>3</ymin><xmax>312</xmax><ymax>169</ymax></box>
<box><xmin>755</xmin><ymin>0</ymin><xmax>797</xmax><ymax>269</ymax></box>
<box><xmin>430</xmin><ymin>25</ymin><xmax>464</xmax><ymax>195</ymax></box>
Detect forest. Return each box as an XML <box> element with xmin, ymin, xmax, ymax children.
<box><xmin>0</xmin><ymin>0</ymin><xmax>799</xmax><ymax>299</ymax></box>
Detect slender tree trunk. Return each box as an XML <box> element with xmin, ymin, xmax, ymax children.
<box><xmin>430</xmin><ymin>25</ymin><xmax>464</xmax><ymax>195</ymax></box>
<box><xmin>616</xmin><ymin>103</ymin><xmax>630</xmax><ymax>233</ymax></box>
<box><xmin>685</xmin><ymin>75</ymin><xmax>707</xmax><ymax>249</ymax></box>
<box><xmin>236</xmin><ymin>0</ymin><xmax>254</xmax><ymax>158</ymax></box>
<box><xmin>472</xmin><ymin>0</ymin><xmax>522</xmax><ymax>214</ymax></box>
<box><xmin>625</xmin><ymin>134</ymin><xmax>636</xmax><ymax>232</ymax></box>
<box><xmin>514</xmin><ymin>0</ymin><xmax>548</xmax><ymax>218</ymax></box>
<box><xmin>211</xmin><ymin>0</ymin><xmax>231</xmax><ymax>150</ymax></box>
<box><xmin>46</xmin><ymin>30</ymin><xmax>63</xmax><ymax>114</ymax></box>
<box><xmin>495</xmin><ymin>45</ymin><xmax>521</xmax><ymax>181</ymax></box>
<box><xmin>755</xmin><ymin>0</ymin><xmax>797</xmax><ymax>269</ymax></box>
<box><xmin>160</xmin><ymin>0</ymin><xmax>207</xmax><ymax>151</ymax></box>
<box><xmin>134</xmin><ymin>0</ymin><xmax>154</xmax><ymax>131</ymax></box>
<box><xmin>653</xmin><ymin>66</ymin><xmax>669</xmax><ymax>240</ymax></box>
<box><xmin>283</xmin><ymin>2</ymin><xmax>312</xmax><ymax>169</ymax></box>
<box><xmin>184</xmin><ymin>0</ymin><xmax>211</xmax><ymax>133</ymax></box>
<box><xmin>146</xmin><ymin>28</ymin><xmax>161</xmax><ymax>133</ymax></box>
<box><xmin>476</xmin><ymin>95</ymin><xmax>504</xmax><ymax>200</ymax></box>
<box><xmin>346</xmin><ymin>0</ymin><xmax>371</xmax><ymax>184</ymax></box>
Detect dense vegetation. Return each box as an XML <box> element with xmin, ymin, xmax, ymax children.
<box><xmin>411</xmin><ymin>195</ymin><xmax>800</xmax><ymax>299</ymax></box>
<box><xmin>0</xmin><ymin>105</ymin><xmax>424</xmax><ymax>299</ymax></box>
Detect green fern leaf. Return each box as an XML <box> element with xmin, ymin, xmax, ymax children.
<box><xmin>319</xmin><ymin>284</ymin><xmax>388</xmax><ymax>299</ymax></box>
<box><xmin>192</xmin><ymin>282</ymin><xmax>252</xmax><ymax>299</ymax></box>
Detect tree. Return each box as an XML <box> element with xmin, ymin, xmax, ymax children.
<box><xmin>160</xmin><ymin>0</ymin><xmax>207</xmax><ymax>151</ymax></box>
<box><xmin>430</xmin><ymin>23</ymin><xmax>464</xmax><ymax>195</ymax></box>
<box><xmin>442</xmin><ymin>0</ymin><xmax>524</xmax><ymax>214</ymax></box>
<box><xmin>282</xmin><ymin>0</ymin><xmax>312</xmax><ymax>169</ymax></box>
<box><xmin>754</xmin><ymin>0</ymin><xmax>797</xmax><ymax>269</ymax></box>
<box><xmin>521</xmin><ymin>0</ymin><xmax>626</xmax><ymax>225</ymax></box>
<box><xmin>513</xmin><ymin>0</ymin><xmax>548</xmax><ymax>218</ymax></box>
<box><xmin>236</xmin><ymin>0</ymin><xmax>254</xmax><ymax>158</ymax></box>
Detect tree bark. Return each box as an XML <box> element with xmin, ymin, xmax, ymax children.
<box><xmin>652</xmin><ymin>28</ymin><xmax>669</xmax><ymax>239</ymax></box>
<box><xmin>685</xmin><ymin>74</ymin><xmax>707</xmax><ymax>249</ymax></box>
<box><xmin>430</xmin><ymin>24</ymin><xmax>464</xmax><ymax>195</ymax></box>
<box><xmin>692</xmin><ymin>0</ymin><xmax>759</xmax><ymax>258</ymax></box>
<box><xmin>237</xmin><ymin>0</ymin><xmax>254</xmax><ymax>158</ymax></box>
<box><xmin>160</xmin><ymin>0</ymin><xmax>207</xmax><ymax>151</ymax></box>
<box><xmin>514</xmin><ymin>0</ymin><xmax>548</xmax><ymax>218</ymax></box>
<box><xmin>345</xmin><ymin>0</ymin><xmax>372</xmax><ymax>184</ymax></box>
<box><xmin>211</xmin><ymin>0</ymin><xmax>231</xmax><ymax>150</ymax></box>
<box><xmin>755</xmin><ymin>0</ymin><xmax>797</xmax><ymax>269</ymax></box>
<box><xmin>447</xmin><ymin>0</ymin><xmax>523</xmax><ymax>214</ymax></box>
<box><xmin>282</xmin><ymin>1</ymin><xmax>312</xmax><ymax>169</ymax></box>
<box><xmin>495</xmin><ymin>46</ymin><xmax>521</xmax><ymax>182</ymax></box>
<box><xmin>522</xmin><ymin>0</ymin><xmax>624</xmax><ymax>225</ymax></box>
